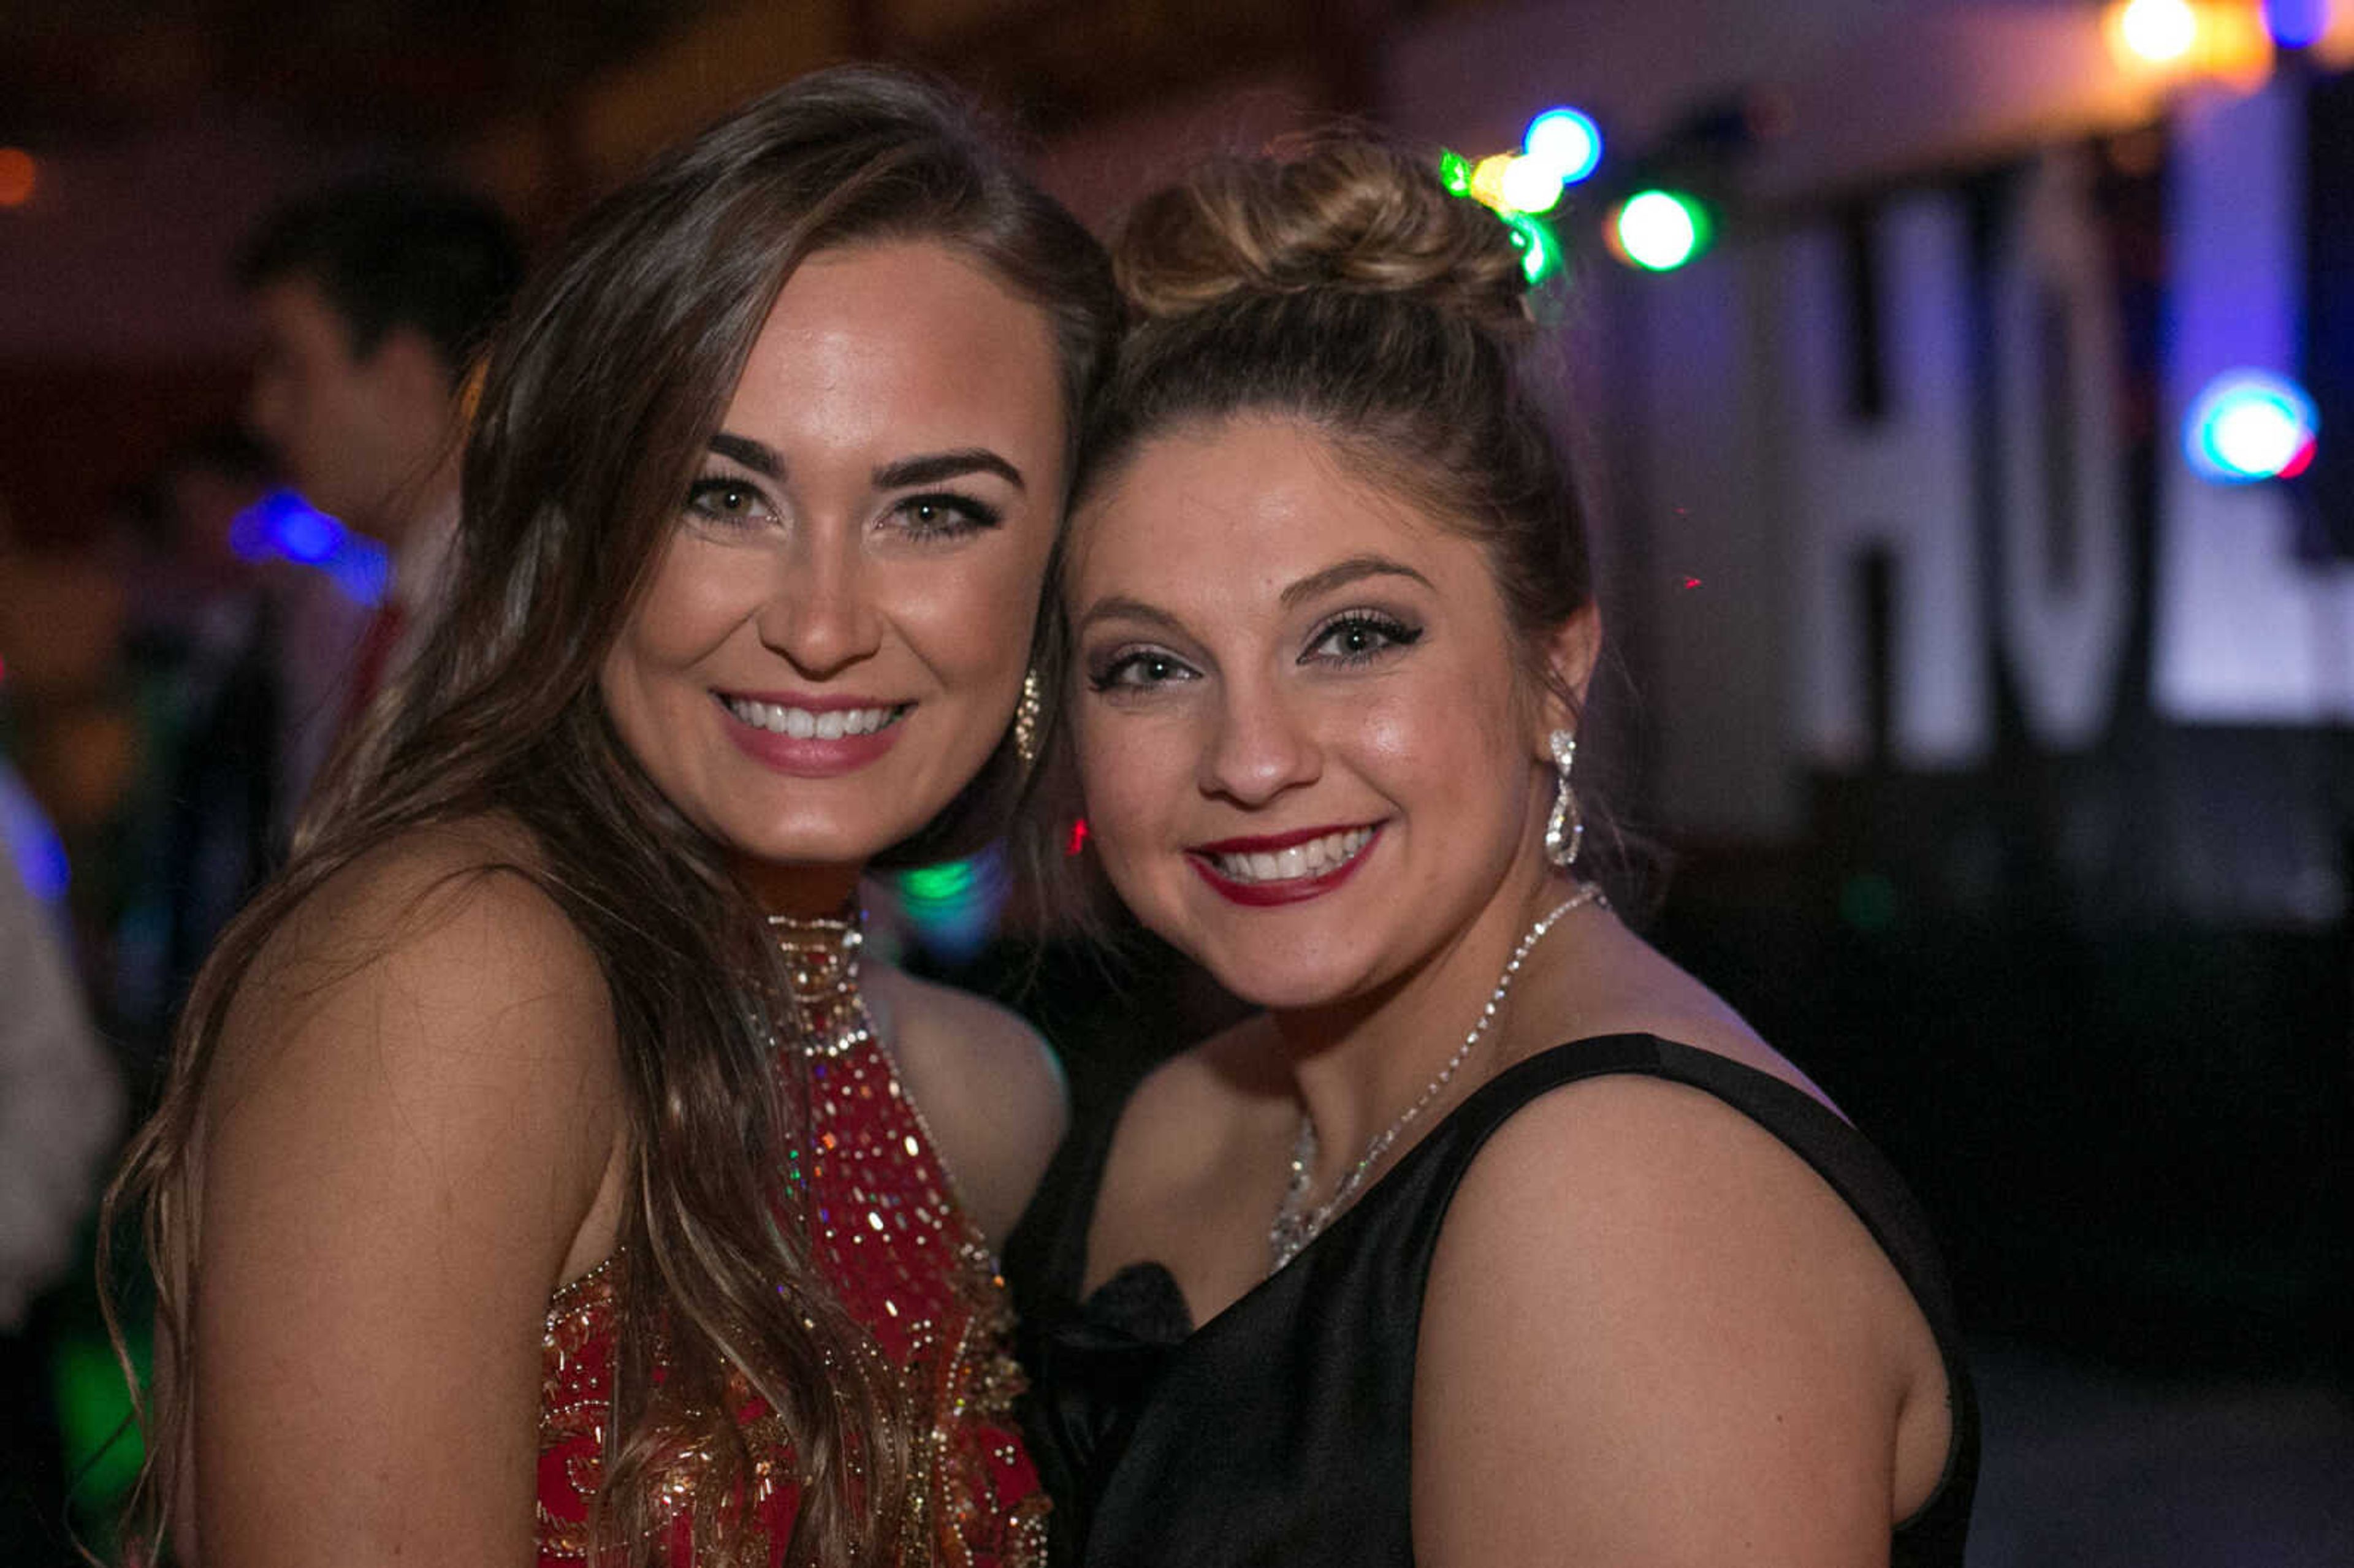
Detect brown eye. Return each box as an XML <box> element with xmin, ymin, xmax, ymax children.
<box><xmin>684</xmin><ymin>475</ymin><xmax>770</xmax><ymax>526</ymax></box>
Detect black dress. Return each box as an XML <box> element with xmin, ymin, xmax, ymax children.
<box><xmin>1015</xmin><ymin>1033</ymin><xmax>1979</xmax><ymax>1567</ymax></box>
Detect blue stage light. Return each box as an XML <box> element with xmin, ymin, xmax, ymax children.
<box><xmin>1523</xmin><ymin>108</ymin><xmax>1604</xmax><ymax>186</ymax></box>
<box><xmin>2264</xmin><ymin>0</ymin><xmax>2329</xmax><ymax>49</ymax></box>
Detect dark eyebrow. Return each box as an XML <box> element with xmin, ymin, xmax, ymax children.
<box><xmin>707</xmin><ymin>432</ymin><xmax>782</xmax><ymax>476</ymax></box>
<box><xmin>874</xmin><ymin>448</ymin><xmax>1026</xmax><ymax>492</ymax></box>
<box><xmin>1073</xmin><ymin>594</ymin><xmax>1190</xmax><ymax>640</ymax></box>
<box><xmin>1278</xmin><ymin>554</ymin><xmax>1434</xmax><ymax>609</ymax></box>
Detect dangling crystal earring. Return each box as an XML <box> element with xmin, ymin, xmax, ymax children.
<box><xmin>1544</xmin><ymin>728</ymin><xmax>1584</xmax><ymax>869</ymax></box>
<box><xmin>1012</xmin><ymin>668</ymin><xmax>1044</xmax><ymax>767</ymax></box>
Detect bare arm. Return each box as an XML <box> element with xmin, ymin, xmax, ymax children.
<box><xmin>189</xmin><ymin>844</ymin><xmax>622</xmax><ymax>1566</ymax></box>
<box><xmin>1412</xmin><ymin>1075</ymin><xmax>1947</xmax><ymax>1567</ymax></box>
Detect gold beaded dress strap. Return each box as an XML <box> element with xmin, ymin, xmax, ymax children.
<box><xmin>762</xmin><ymin>907</ymin><xmax>981</xmax><ymax>1228</ymax></box>
<box><xmin>764</xmin><ymin>909</ymin><xmax>873</xmax><ymax>1059</ymax></box>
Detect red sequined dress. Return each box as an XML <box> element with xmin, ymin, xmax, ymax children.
<box><xmin>535</xmin><ymin>913</ymin><xmax>1049</xmax><ymax>1566</ymax></box>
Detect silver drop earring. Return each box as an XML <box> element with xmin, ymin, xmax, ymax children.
<box><xmin>1012</xmin><ymin>668</ymin><xmax>1044</xmax><ymax>767</ymax></box>
<box><xmin>1544</xmin><ymin>728</ymin><xmax>1584</xmax><ymax>869</ymax></box>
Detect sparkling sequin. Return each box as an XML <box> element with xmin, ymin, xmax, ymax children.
<box><xmin>535</xmin><ymin>911</ymin><xmax>1046</xmax><ymax>1567</ymax></box>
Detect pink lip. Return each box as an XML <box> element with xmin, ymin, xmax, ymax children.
<box><xmin>714</xmin><ymin>691</ymin><xmax>908</xmax><ymax>779</ymax></box>
<box><xmin>1186</xmin><ymin>822</ymin><xmax>1382</xmax><ymax>908</ymax></box>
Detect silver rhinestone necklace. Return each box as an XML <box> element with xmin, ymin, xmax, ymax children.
<box><xmin>1267</xmin><ymin>882</ymin><xmax>1604</xmax><ymax>1275</ymax></box>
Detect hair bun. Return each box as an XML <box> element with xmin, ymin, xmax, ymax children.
<box><xmin>1113</xmin><ymin>134</ymin><xmax>1534</xmax><ymax>340</ymax></box>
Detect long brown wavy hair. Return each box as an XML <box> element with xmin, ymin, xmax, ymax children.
<box><xmin>101</xmin><ymin>65</ymin><xmax>1114</xmax><ymax>1567</ymax></box>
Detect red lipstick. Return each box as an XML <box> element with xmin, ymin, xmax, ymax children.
<box><xmin>1186</xmin><ymin>823</ymin><xmax>1382</xmax><ymax>908</ymax></box>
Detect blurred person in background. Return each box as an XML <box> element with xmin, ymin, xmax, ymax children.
<box><xmin>237</xmin><ymin>175</ymin><xmax>523</xmax><ymax>729</ymax></box>
<box><xmin>0</xmin><ymin>756</ymin><xmax>124</xmax><ymax>1564</ymax></box>
<box><xmin>105</xmin><ymin>428</ymin><xmax>364</xmax><ymax>1076</ymax></box>
<box><xmin>0</xmin><ymin>500</ymin><xmax>140</xmax><ymax>996</ymax></box>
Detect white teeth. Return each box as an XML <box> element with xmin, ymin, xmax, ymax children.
<box><xmin>723</xmin><ymin>696</ymin><xmax>901</xmax><ymax>739</ymax></box>
<box><xmin>1210</xmin><ymin>826</ymin><xmax>1373</xmax><ymax>884</ymax></box>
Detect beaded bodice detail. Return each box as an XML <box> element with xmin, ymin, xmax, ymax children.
<box><xmin>536</xmin><ymin>913</ymin><xmax>1048</xmax><ymax>1567</ymax></box>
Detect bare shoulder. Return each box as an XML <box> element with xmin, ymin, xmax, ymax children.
<box><xmin>189</xmin><ymin>818</ymin><xmax>625</xmax><ymax>1563</ymax></box>
<box><xmin>866</xmin><ymin>964</ymin><xmax>1068</xmax><ymax>1248</ymax></box>
<box><xmin>1105</xmin><ymin>1015</ymin><xmax>1283</xmax><ymax>1187</ymax></box>
<box><xmin>1083</xmin><ymin>1016</ymin><xmax>1288</xmax><ymax>1298</ymax></box>
<box><xmin>1523</xmin><ymin>911</ymin><xmax>1843</xmax><ymax>1112</ymax></box>
<box><xmin>218</xmin><ymin>817</ymin><xmax>617</xmax><ymax>1113</ymax></box>
<box><xmin>1411</xmin><ymin>1070</ymin><xmax>1952</xmax><ymax>1566</ymax></box>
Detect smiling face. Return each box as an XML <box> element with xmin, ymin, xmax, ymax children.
<box><xmin>1067</xmin><ymin>414</ymin><xmax>1581</xmax><ymax>1010</ymax></box>
<box><xmin>598</xmin><ymin>240</ymin><xmax>1067</xmax><ymax>911</ymax></box>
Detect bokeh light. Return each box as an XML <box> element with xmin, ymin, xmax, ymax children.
<box><xmin>2264</xmin><ymin>0</ymin><xmax>2331</xmax><ymax>48</ymax></box>
<box><xmin>1438</xmin><ymin>148</ymin><xmax>1474</xmax><ymax>198</ymax></box>
<box><xmin>1503</xmin><ymin>210</ymin><xmax>1566</xmax><ymax>284</ymax></box>
<box><xmin>1523</xmin><ymin>108</ymin><xmax>1602</xmax><ymax>186</ymax></box>
<box><xmin>1498</xmin><ymin>154</ymin><xmax>1566</xmax><ymax>215</ymax></box>
<box><xmin>0</xmin><ymin>147</ymin><xmax>36</xmax><ymax>208</ymax></box>
<box><xmin>228</xmin><ymin>489</ymin><xmax>392</xmax><ymax>605</ymax></box>
<box><xmin>1469</xmin><ymin>153</ymin><xmax>1514</xmax><ymax>209</ymax></box>
<box><xmin>896</xmin><ymin>850</ymin><xmax>1005</xmax><ymax>963</ymax></box>
<box><xmin>2185</xmin><ymin>369</ymin><xmax>2318</xmax><ymax>482</ymax></box>
<box><xmin>2</xmin><ymin>773</ymin><xmax>70</xmax><ymax>905</ymax></box>
<box><xmin>1610</xmin><ymin>189</ymin><xmax>1711</xmax><ymax>272</ymax></box>
<box><xmin>2114</xmin><ymin>0</ymin><xmax>2201</xmax><ymax>63</ymax></box>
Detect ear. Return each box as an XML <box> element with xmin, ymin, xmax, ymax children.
<box><xmin>1531</xmin><ymin>603</ymin><xmax>1602</xmax><ymax>749</ymax></box>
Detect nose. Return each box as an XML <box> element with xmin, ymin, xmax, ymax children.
<box><xmin>755</xmin><ymin>526</ymin><xmax>885</xmax><ymax>679</ymax></box>
<box><xmin>1195</xmin><ymin>672</ymin><xmax>1321</xmax><ymax>808</ymax></box>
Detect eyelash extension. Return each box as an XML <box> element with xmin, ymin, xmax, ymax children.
<box><xmin>894</xmin><ymin>492</ymin><xmax>1004</xmax><ymax>539</ymax></box>
<box><xmin>1086</xmin><ymin>646</ymin><xmax>1194</xmax><ymax>693</ymax></box>
<box><xmin>1308</xmin><ymin>610</ymin><xmax>1424</xmax><ymax>666</ymax></box>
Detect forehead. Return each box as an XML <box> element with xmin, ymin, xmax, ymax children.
<box><xmin>724</xmin><ymin>240</ymin><xmax>1064</xmax><ymax>459</ymax></box>
<box><xmin>1070</xmin><ymin>415</ymin><xmax>1474</xmax><ymax>606</ymax></box>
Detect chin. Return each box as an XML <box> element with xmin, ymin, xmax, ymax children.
<box><xmin>1181</xmin><ymin>934</ymin><xmax>1382</xmax><ymax>1015</ymax></box>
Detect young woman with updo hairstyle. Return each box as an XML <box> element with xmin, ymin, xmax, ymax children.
<box><xmin>1016</xmin><ymin>136</ymin><xmax>1978</xmax><ymax>1566</ymax></box>
<box><xmin>104</xmin><ymin>67</ymin><xmax>1115</xmax><ymax>1568</ymax></box>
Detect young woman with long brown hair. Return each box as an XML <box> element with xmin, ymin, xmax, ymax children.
<box><xmin>1019</xmin><ymin>135</ymin><xmax>1977</xmax><ymax>1566</ymax></box>
<box><xmin>104</xmin><ymin>67</ymin><xmax>1114</xmax><ymax>1568</ymax></box>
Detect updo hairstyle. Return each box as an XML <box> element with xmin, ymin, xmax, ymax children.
<box><xmin>1072</xmin><ymin>133</ymin><xmax>1596</xmax><ymax>703</ymax></box>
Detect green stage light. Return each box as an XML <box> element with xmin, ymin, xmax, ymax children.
<box><xmin>1610</xmin><ymin>189</ymin><xmax>1712</xmax><ymax>272</ymax></box>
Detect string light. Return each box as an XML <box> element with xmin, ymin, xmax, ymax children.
<box><xmin>1503</xmin><ymin>210</ymin><xmax>1566</xmax><ymax>284</ymax></box>
<box><xmin>1498</xmin><ymin>156</ymin><xmax>1566</xmax><ymax>214</ymax></box>
<box><xmin>2112</xmin><ymin>0</ymin><xmax>2201</xmax><ymax>64</ymax></box>
<box><xmin>1609</xmin><ymin>189</ymin><xmax>1712</xmax><ymax>272</ymax></box>
<box><xmin>1523</xmin><ymin>108</ymin><xmax>1604</xmax><ymax>186</ymax></box>
<box><xmin>1469</xmin><ymin>154</ymin><xmax>1515</xmax><ymax>209</ymax></box>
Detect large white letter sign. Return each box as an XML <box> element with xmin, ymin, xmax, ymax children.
<box><xmin>1992</xmin><ymin>146</ymin><xmax>2131</xmax><ymax>748</ymax></box>
<box><xmin>1782</xmin><ymin>194</ymin><xmax>1989</xmax><ymax>769</ymax></box>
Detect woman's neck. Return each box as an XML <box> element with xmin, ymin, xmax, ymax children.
<box><xmin>1272</xmin><ymin>859</ymin><xmax>1593</xmax><ymax>1194</ymax></box>
<box><xmin>735</xmin><ymin>857</ymin><xmax>867</xmax><ymax>919</ymax></box>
